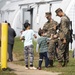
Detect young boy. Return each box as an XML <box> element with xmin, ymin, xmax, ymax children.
<box><xmin>37</xmin><ymin>28</ymin><xmax>49</xmax><ymax>70</ymax></box>
<box><xmin>20</xmin><ymin>22</ymin><xmax>37</xmax><ymax>70</ymax></box>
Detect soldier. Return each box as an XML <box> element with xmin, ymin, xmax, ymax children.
<box><xmin>55</xmin><ymin>8</ymin><xmax>70</xmax><ymax>67</ymax></box>
<box><xmin>43</xmin><ymin>12</ymin><xmax>58</xmax><ymax>67</ymax></box>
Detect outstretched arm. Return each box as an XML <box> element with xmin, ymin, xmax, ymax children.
<box><xmin>33</xmin><ymin>34</ymin><xmax>37</xmax><ymax>38</ymax></box>
<box><xmin>20</xmin><ymin>36</ymin><xmax>25</xmax><ymax>40</ymax></box>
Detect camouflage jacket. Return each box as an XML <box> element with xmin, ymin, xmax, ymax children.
<box><xmin>43</xmin><ymin>19</ymin><xmax>58</xmax><ymax>37</ymax></box>
<box><xmin>58</xmin><ymin>14</ymin><xmax>70</xmax><ymax>39</ymax></box>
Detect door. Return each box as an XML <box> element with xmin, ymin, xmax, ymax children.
<box><xmin>22</xmin><ymin>8</ymin><xmax>33</xmax><ymax>29</ymax></box>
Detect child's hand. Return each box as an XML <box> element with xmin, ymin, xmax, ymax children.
<box><xmin>50</xmin><ymin>34</ymin><xmax>53</xmax><ymax>39</ymax></box>
<box><xmin>20</xmin><ymin>30</ymin><xmax>24</xmax><ymax>34</ymax></box>
<box><xmin>20</xmin><ymin>36</ymin><xmax>25</xmax><ymax>40</ymax></box>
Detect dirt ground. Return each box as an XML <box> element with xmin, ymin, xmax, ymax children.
<box><xmin>7</xmin><ymin>57</ymin><xmax>61</xmax><ymax>75</ymax></box>
<box><xmin>8</xmin><ymin>62</ymin><xmax>61</xmax><ymax>75</ymax></box>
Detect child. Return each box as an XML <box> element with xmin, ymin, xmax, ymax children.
<box><xmin>20</xmin><ymin>22</ymin><xmax>37</xmax><ymax>70</ymax></box>
<box><xmin>37</xmin><ymin>28</ymin><xmax>49</xmax><ymax>70</ymax></box>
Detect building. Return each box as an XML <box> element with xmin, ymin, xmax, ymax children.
<box><xmin>0</xmin><ymin>0</ymin><xmax>75</xmax><ymax>49</ymax></box>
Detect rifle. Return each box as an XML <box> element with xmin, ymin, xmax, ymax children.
<box><xmin>69</xmin><ymin>21</ymin><xmax>73</xmax><ymax>49</ymax></box>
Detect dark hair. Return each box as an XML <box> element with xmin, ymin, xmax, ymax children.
<box><xmin>8</xmin><ymin>23</ymin><xmax>11</xmax><ymax>27</ymax></box>
<box><xmin>38</xmin><ymin>28</ymin><xmax>44</xmax><ymax>36</ymax></box>
<box><xmin>23</xmin><ymin>22</ymin><xmax>30</xmax><ymax>29</ymax></box>
<box><xmin>45</xmin><ymin>12</ymin><xmax>52</xmax><ymax>15</ymax></box>
<box><xmin>5</xmin><ymin>20</ymin><xmax>7</xmax><ymax>23</ymax></box>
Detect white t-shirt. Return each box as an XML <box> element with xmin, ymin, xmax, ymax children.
<box><xmin>21</xmin><ymin>29</ymin><xmax>35</xmax><ymax>46</ymax></box>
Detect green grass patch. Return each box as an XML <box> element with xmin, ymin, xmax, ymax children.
<box><xmin>13</xmin><ymin>37</ymin><xmax>75</xmax><ymax>75</ymax></box>
<box><xmin>13</xmin><ymin>37</ymin><xmax>24</xmax><ymax>60</ymax></box>
<box><xmin>0</xmin><ymin>68</ymin><xmax>16</xmax><ymax>75</ymax></box>
<box><xmin>0</xmin><ymin>47</ymin><xmax>16</xmax><ymax>75</ymax></box>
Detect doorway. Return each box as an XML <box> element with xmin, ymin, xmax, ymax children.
<box><xmin>22</xmin><ymin>8</ymin><xmax>33</xmax><ymax>29</ymax></box>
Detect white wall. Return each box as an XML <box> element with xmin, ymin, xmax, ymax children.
<box><xmin>33</xmin><ymin>4</ymin><xmax>49</xmax><ymax>32</ymax></box>
<box><xmin>12</xmin><ymin>9</ymin><xmax>22</xmax><ymax>36</ymax></box>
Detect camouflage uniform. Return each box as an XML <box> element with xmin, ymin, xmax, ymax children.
<box><xmin>43</xmin><ymin>19</ymin><xmax>58</xmax><ymax>65</ymax></box>
<box><xmin>57</xmin><ymin>14</ymin><xmax>70</xmax><ymax>65</ymax></box>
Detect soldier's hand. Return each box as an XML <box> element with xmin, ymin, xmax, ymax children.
<box><xmin>54</xmin><ymin>34</ymin><xmax>58</xmax><ymax>38</ymax></box>
<box><xmin>53</xmin><ymin>25</ymin><xmax>57</xmax><ymax>30</ymax></box>
<box><xmin>63</xmin><ymin>38</ymin><xmax>66</xmax><ymax>44</ymax></box>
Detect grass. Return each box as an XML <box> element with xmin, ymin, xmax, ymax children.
<box><xmin>0</xmin><ymin>68</ymin><xmax>16</xmax><ymax>75</ymax></box>
<box><xmin>0</xmin><ymin>47</ymin><xmax>16</xmax><ymax>75</ymax></box>
<box><xmin>13</xmin><ymin>37</ymin><xmax>75</xmax><ymax>75</ymax></box>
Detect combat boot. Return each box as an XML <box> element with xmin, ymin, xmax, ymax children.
<box><xmin>50</xmin><ymin>60</ymin><xmax>54</xmax><ymax>67</ymax></box>
<box><xmin>57</xmin><ymin>61</ymin><xmax>62</xmax><ymax>67</ymax></box>
<box><xmin>62</xmin><ymin>61</ymin><xmax>67</xmax><ymax>67</ymax></box>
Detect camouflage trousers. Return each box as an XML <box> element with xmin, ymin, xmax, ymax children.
<box><xmin>48</xmin><ymin>39</ymin><xmax>56</xmax><ymax>60</ymax></box>
<box><xmin>24</xmin><ymin>45</ymin><xmax>34</xmax><ymax>66</ymax></box>
<box><xmin>65</xmin><ymin>42</ymin><xmax>69</xmax><ymax>62</ymax></box>
<box><xmin>57</xmin><ymin>40</ymin><xmax>69</xmax><ymax>63</ymax></box>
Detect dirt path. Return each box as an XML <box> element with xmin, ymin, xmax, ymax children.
<box><xmin>7</xmin><ymin>54</ymin><xmax>61</xmax><ymax>75</ymax></box>
<box><xmin>8</xmin><ymin>62</ymin><xmax>61</xmax><ymax>75</ymax></box>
